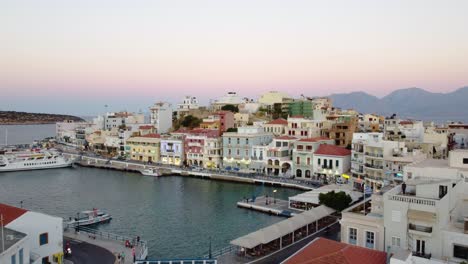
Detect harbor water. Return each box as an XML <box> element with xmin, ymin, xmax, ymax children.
<box><xmin>0</xmin><ymin>167</ymin><xmax>302</xmax><ymax>258</ymax></box>
<box><xmin>0</xmin><ymin>124</ymin><xmax>56</xmax><ymax>145</ymax></box>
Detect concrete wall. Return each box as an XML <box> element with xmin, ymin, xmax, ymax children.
<box><xmin>0</xmin><ymin>236</ymin><xmax>29</xmax><ymax>264</ymax></box>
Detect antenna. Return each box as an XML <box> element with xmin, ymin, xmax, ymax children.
<box><xmin>1</xmin><ymin>214</ymin><xmax>4</xmax><ymax>253</ymax></box>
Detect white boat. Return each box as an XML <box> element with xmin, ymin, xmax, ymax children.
<box><xmin>0</xmin><ymin>149</ymin><xmax>74</xmax><ymax>172</ymax></box>
<box><xmin>140</xmin><ymin>168</ymin><xmax>160</xmax><ymax>177</ymax></box>
<box><xmin>67</xmin><ymin>209</ymin><xmax>112</xmax><ymax>227</ymax></box>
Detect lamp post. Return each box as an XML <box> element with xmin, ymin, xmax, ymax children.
<box><xmin>76</xmin><ymin>212</ymin><xmax>80</xmax><ymax>233</ymax></box>
<box><xmin>208</xmin><ymin>236</ymin><xmax>212</xmax><ymax>259</ymax></box>
<box><xmin>273</xmin><ymin>189</ymin><xmax>277</xmax><ymax>204</ymax></box>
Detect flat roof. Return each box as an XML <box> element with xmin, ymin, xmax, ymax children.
<box><xmin>0</xmin><ymin>227</ymin><xmax>27</xmax><ymax>254</ymax></box>
<box><xmin>407</xmin><ymin>158</ymin><xmax>449</xmax><ymax>169</ymax></box>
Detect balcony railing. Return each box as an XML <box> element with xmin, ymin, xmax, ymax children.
<box><xmin>412</xmin><ymin>252</ymin><xmax>432</xmax><ymax>259</ymax></box>
<box><xmin>364</xmin><ymin>163</ymin><xmax>383</xmax><ymax>169</ymax></box>
<box><xmin>388</xmin><ymin>194</ymin><xmax>436</xmax><ymax>206</ymax></box>
<box><xmin>365</xmin><ymin>152</ymin><xmax>383</xmax><ymax>158</ymax></box>
<box><xmin>409</xmin><ymin>224</ymin><xmax>432</xmax><ymax>233</ymax></box>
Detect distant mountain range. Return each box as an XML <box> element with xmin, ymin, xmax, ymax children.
<box><xmin>0</xmin><ymin>111</ymin><xmax>84</xmax><ymax>125</ymax></box>
<box><xmin>329</xmin><ymin>87</ymin><xmax>468</xmax><ymax>122</ymax></box>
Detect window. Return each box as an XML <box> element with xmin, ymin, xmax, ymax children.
<box><xmin>237</xmin><ymin>138</ymin><xmax>240</xmax><ymax>144</ymax></box>
<box><xmin>228</xmin><ymin>138</ymin><xmax>231</xmax><ymax>144</ymax></box>
<box><xmin>318</xmin><ymin>158</ymin><xmax>321</xmax><ymax>165</ymax></box>
<box><xmin>246</xmin><ymin>138</ymin><xmax>249</xmax><ymax>144</ymax></box>
<box><xmin>454</xmin><ymin>244</ymin><xmax>468</xmax><ymax>260</ymax></box>
<box><xmin>11</xmin><ymin>254</ymin><xmax>16</xmax><ymax>264</ymax></box>
<box><xmin>392</xmin><ymin>237</ymin><xmax>401</xmax><ymax>247</ymax></box>
<box><xmin>39</xmin><ymin>233</ymin><xmax>48</xmax><ymax>246</ymax></box>
<box><xmin>365</xmin><ymin>231</ymin><xmax>375</xmax><ymax>249</ymax></box>
<box><xmin>296</xmin><ymin>157</ymin><xmax>300</xmax><ymax>164</ymax></box>
<box><xmin>416</xmin><ymin>239</ymin><xmax>426</xmax><ymax>255</ymax></box>
<box><xmin>41</xmin><ymin>257</ymin><xmax>49</xmax><ymax>264</ymax></box>
<box><xmin>336</xmin><ymin>160</ymin><xmax>339</xmax><ymax>167</ymax></box>
<box><xmin>307</xmin><ymin>157</ymin><xmax>310</xmax><ymax>165</ymax></box>
<box><xmin>464</xmin><ymin>158</ymin><xmax>468</xmax><ymax>164</ymax></box>
<box><xmin>228</xmin><ymin>149</ymin><xmax>231</xmax><ymax>155</ymax></box>
<box><xmin>348</xmin><ymin>228</ymin><xmax>357</xmax><ymax>245</ymax></box>
<box><xmin>19</xmin><ymin>248</ymin><xmax>23</xmax><ymax>264</ymax></box>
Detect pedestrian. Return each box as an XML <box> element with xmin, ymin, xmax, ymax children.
<box><xmin>132</xmin><ymin>246</ymin><xmax>136</xmax><ymax>262</ymax></box>
<box><xmin>117</xmin><ymin>253</ymin><xmax>121</xmax><ymax>263</ymax></box>
<box><xmin>121</xmin><ymin>251</ymin><xmax>125</xmax><ymax>262</ymax></box>
<box><xmin>137</xmin><ymin>235</ymin><xmax>140</xmax><ymax>245</ymax></box>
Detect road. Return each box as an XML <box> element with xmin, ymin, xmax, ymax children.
<box><xmin>65</xmin><ymin>238</ymin><xmax>116</xmax><ymax>264</ymax></box>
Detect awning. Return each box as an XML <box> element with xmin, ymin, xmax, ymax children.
<box><xmin>407</xmin><ymin>209</ymin><xmax>436</xmax><ymax>222</ymax></box>
<box><xmin>231</xmin><ymin>205</ymin><xmax>335</xmax><ymax>249</ymax></box>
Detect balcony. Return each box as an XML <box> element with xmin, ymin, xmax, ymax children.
<box><xmin>412</xmin><ymin>252</ymin><xmax>432</xmax><ymax>259</ymax></box>
<box><xmin>387</xmin><ymin>194</ymin><xmax>436</xmax><ymax>206</ymax></box>
<box><xmin>364</xmin><ymin>163</ymin><xmax>383</xmax><ymax>170</ymax></box>
<box><xmin>409</xmin><ymin>223</ymin><xmax>432</xmax><ymax>233</ymax></box>
<box><xmin>351</xmin><ymin>168</ymin><xmax>364</xmax><ymax>174</ymax></box>
<box><xmin>365</xmin><ymin>152</ymin><xmax>383</xmax><ymax>158</ymax></box>
<box><xmin>351</xmin><ymin>158</ymin><xmax>363</xmax><ymax>164</ymax></box>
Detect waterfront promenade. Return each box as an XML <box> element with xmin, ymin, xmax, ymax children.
<box><xmin>237</xmin><ymin>196</ymin><xmax>303</xmax><ymax>217</ymax></box>
<box><xmin>62</xmin><ymin>151</ymin><xmax>319</xmax><ymax>191</ymax></box>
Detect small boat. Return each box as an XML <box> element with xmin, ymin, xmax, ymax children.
<box><xmin>67</xmin><ymin>209</ymin><xmax>112</xmax><ymax>227</ymax></box>
<box><xmin>140</xmin><ymin>168</ymin><xmax>160</xmax><ymax>177</ymax></box>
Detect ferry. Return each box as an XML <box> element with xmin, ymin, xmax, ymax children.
<box><xmin>67</xmin><ymin>209</ymin><xmax>112</xmax><ymax>227</ymax></box>
<box><xmin>0</xmin><ymin>149</ymin><xmax>74</xmax><ymax>172</ymax></box>
<box><xmin>140</xmin><ymin>168</ymin><xmax>160</xmax><ymax>177</ymax></box>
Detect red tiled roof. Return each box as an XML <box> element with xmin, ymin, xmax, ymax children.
<box><xmin>0</xmin><ymin>203</ymin><xmax>28</xmax><ymax>226</ymax></box>
<box><xmin>284</xmin><ymin>238</ymin><xmax>387</xmax><ymax>264</ymax></box>
<box><xmin>276</xmin><ymin>136</ymin><xmax>297</xmax><ymax>140</ymax></box>
<box><xmin>141</xmin><ymin>133</ymin><xmax>161</xmax><ymax>138</ymax></box>
<box><xmin>298</xmin><ymin>137</ymin><xmax>331</xmax><ymax>142</ymax></box>
<box><xmin>267</xmin><ymin>118</ymin><xmax>288</xmax><ymax>125</ymax></box>
<box><xmin>139</xmin><ymin>125</ymin><xmax>153</xmax><ymax>129</ymax></box>
<box><xmin>314</xmin><ymin>144</ymin><xmax>351</xmax><ymax>156</ymax></box>
<box><xmin>399</xmin><ymin>120</ymin><xmax>413</xmax><ymax>125</ymax></box>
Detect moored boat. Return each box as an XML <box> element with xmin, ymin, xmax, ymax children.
<box><xmin>67</xmin><ymin>209</ymin><xmax>112</xmax><ymax>227</ymax></box>
<box><xmin>140</xmin><ymin>168</ymin><xmax>160</xmax><ymax>177</ymax></box>
<box><xmin>0</xmin><ymin>148</ymin><xmax>74</xmax><ymax>172</ymax></box>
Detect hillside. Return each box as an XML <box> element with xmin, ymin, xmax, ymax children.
<box><xmin>0</xmin><ymin>111</ymin><xmax>84</xmax><ymax>124</ymax></box>
<box><xmin>329</xmin><ymin>87</ymin><xmax>468</xmax><ymax>122</ymax></box>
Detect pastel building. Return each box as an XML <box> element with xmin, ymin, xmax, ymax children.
<box><xmin>200</xmin><ymin>111</ymin><xmax>234</xmax><ymax>133</ymax></box>
<box><xmin>265</xmin><ymin>136</ymin><xmax>297</xmax><ymax>176</ymax></box>
<box><xmin>160</xmin><ymin>135</ymin><xmax>185</xmax><ymax>166</ymax></box>
<box><xmin>263</xmin><ymin>118</ymin><xmax>288</xmax><ymax>136</ymax></box>
<box><xmin>184</xmin><ymin>129</ymin><xmax>221</xmax><ymax>168</ymax></box>
<box><xmin>126</xmin><ymin>134</ymin><xmax>161</xmax><ymax>163</ymax></box>
<box><xmin>286</xmin><ymin>117</ymin><xmax>324</xmax><ymax>139</ymax></box>
<box><xmin>292</xmin><ymin>137</ymin><xmax>334</xmax><ymax>179</ymax></box>
<box><xmin>222</xmin><ymin>126</ymin><xmax>273</xmax><ymax>170</ymax></box>
<box><xmin>149</xmin><ymin>102</ymin><xmax>173</xmax><ymax>134</ymax></box>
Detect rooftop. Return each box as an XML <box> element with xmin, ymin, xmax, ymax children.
<box><xmin>276</xmin><ymin>136</ymin><xmax>298</xmax><ymax>140</ymax></box>
<box><xmin>0</xmin><ymin>227</ymin><xmax>27</xmax><ymax>254</ymax></box>
<box><xmin>0</xmin><ymin>203</ymin><xmax>28</xmax><ymax>226</ymax></box>
<box><xmin>407</xmin><ymin>158</ymin><xmax>449</xmax><ymax>169</ymax></box>
<box><xmin>139</xmin><ymin>125</ymin><xmax>153</xmax><ymax>130</ymax></box>
<box><xmin>283</xmin><ymin>237</ymin><xmax>387</xmax><ymax>264</ymax></box>
<box><xmin>141</xmin><ymin>133</ymin><xmax>161</xmax><ymax>138</ymax></box>
<box><xmin>314</xmin><ymin>144</ymin><xmax>351</xmax><ymax>156</ymax></box>
<box><xmin>267</xmin><ymin>118</ymin><xmax>288</xmax><ymax>125</ymax></box>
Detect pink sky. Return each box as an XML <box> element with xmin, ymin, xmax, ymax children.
<box><xmin>1</xmin><ymin>0</ymin><xmax>468</xmax><ymax>111</ymax></box>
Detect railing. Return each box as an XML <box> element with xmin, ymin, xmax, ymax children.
<box><xmin>409</xmin><ymin>224</ymin><xmax>432</xmax><ymax>233</ymax></box>
<box><xmin>136</xmin><ymin>259</ymin><xmax>217</xmax><ymax>264</ymax></box>
<box><xmin>66</xmin><ymin>226</ymin><xmax>148</xmax><ymax>259</ymax></box>
<box><xmin>203</xmin><ymin>245</ymin><xmax>236</xmax><ymax>259</ymax></box>
<box><xmin>365</xmin><ymin>152</ymin><xmax>383</xmax><ymax>158</ymax></box>
<box><xmin>388</xmin><ymin>194</ymin><xmax>436</xmax><ymax>206</ymax></box>
<box><xmin>364</xmin><ymin>164</ymin><xmax>383</xmax><ymax>169</ymax></box>
<box><xmin>412</xmin><ymin>252</ymin><xmax>432</xmax><ymax>259</ymax></box>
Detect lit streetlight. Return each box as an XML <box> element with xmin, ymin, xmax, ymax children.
<box><xmin>273</xmin><ymin>189</ymin><xmax>277</xmax><ymax>204</ymax></box>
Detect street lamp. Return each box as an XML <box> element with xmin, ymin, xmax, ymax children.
<box><xmin>273</xmin><ymin>189</ymin><xmax>277</xmax><ymax>204</ymax></box>
<box><xmin>76</xmin><ymin>212</ymin><xmax>80</xmax><ymax>233</ymax></box>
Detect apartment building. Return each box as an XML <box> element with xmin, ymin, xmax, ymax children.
<box><xmin>149</xmin><ymin>102</ymin><xmax>173</xmax><ymax>134</ymax></box>
<box><xmin>265</xmin><ymin>136</ymin><xmax>297</xmax><ymax>176</ymax></box>
<box><xmin>263</xmin><ymin>118</ymin><xmax>288</xmax><ymax>136</ymax></box>
<box><xmin>292</xmin><ymin>137</ymin><xmax>334</xmax><ymax>179</ymax></box>
<box><xmin>222</xmin><ymin>126</ymin><xmax>273</xmax><ymax>170</ymax></box>
<box><xmin>286</xmin><ymin>117</ymin><xmax>324</xmax><ymax>139</ymax></box>
<box><xmin>126</xmin><ymin>134</ymin><xmax>161</xmax><ymax>163</ymax></box>
<box><xmin>384</xmin><ymin>118</ymin><xmax>424</xmax><ymax>142</ymax></box>
<box><xmin>160</xmin><ymin>135</ymin><xmax>185</xmax><ymax>166</ymax></box>
<box><xmin>312</xmin><ymin>144</ymin><xmax>351</xmax><ymax>183</ymax></box>
<box><xmin>322</xmin><ymin>115</ymin><xmax>358</xmax><ymax>147</ymax></box>
<box><xmin>184</xmin><ymin>129</ymin><xmax>220</xmax><ymax>168</ymax></box>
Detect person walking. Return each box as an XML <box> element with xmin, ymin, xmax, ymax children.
<box><xmin>132</xmin><ymin>246</ymin><xmax>136</xmax><ymax>262</ymax></box>
<box><xmin>121</xmin><ymin>251</ymin><xmax>125</xmax><ymax>263</ymax></box>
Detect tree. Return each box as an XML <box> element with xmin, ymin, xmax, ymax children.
<box><xmin>221</xmin><ymin>104</ymin><xmax>239</xmax><ymax>113</ymax></box>
<box><xmin>180</xmin><ymin>115</ymin><xmax>202</xmax><ymax>129</ymax></box>
<box><xmin>319</xmin><ymin>191</ymin><xmax>352</xmax><ymax>212</ymax></box>
<box><xmin>226</xmin><ymin>127</ymin><xmax>238</xmax><ymax>132</ymax></box>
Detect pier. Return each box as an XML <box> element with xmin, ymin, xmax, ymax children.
<box><xmin>236</xmin><ymin>196</ymin><xmax>302</xmax><ymax>217</ymax></box>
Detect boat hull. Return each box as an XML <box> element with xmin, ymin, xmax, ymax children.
<box><xmin>0</xmin><ymin>162</ymin><xmax>73</xmax><ymax>172</ymax></box>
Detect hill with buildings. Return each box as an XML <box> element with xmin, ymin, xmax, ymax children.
<box><xmin>0</xmin><ymin>111</ymin><xmax>84</xmax><ymax>124</ymax></box>
<box><xmin>330</xmin><ymin>86</ymin><xmax>468</xmax><ymax>122</ymax></box>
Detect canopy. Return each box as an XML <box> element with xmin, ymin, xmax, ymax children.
<box><xmin>231</xmin><ymin>205</ymin><xmax>335</xmax><ymax>249</ymax></box>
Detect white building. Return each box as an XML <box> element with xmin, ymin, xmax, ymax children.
<box><xmin>286</xmin><ymin>117</ymin><xmax>324</xmax><ymax>139</ymax></box>
<box><xmin>384</xmin><ymin>118</ymin><xmax>424</xmax><ymax>142</ymax></box>
<box><xmin>0</xmin><ymin>203</ymin><xmax>63</xmax><ymax>264</ymax></box>
<box><xmin>312</xmin><ymin>144</ymin><xmax>351</xmax><ymax>183</ymax></box>
<box><xmin>258</xmin><ymin>91</ymin><xmax>291</xmax><ymax>108</ymax></box>
<box><xmin>0</xmin><ymin>227</ymin><xmax>29</xmax><ymax>264</ymax></box>
<box><xmin>211</xmin><ymin>92</ymin><xmax>246</xmax><ymax>111</ymax></box>
<box><xmin>149</xmin><ymin>102</ymin><xmax>173</xmax><ymax>134</ymax></box>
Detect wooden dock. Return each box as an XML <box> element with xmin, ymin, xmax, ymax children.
<box><xmin>236</xmin><ymin>196</ymin><xmax>303</xmax><ymax>217</ymax></box>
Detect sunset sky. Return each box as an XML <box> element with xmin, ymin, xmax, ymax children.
<box><xmin>1</xmin><ymin>0</ymin><xmax>468</xmax><ymax>115</ymax></box>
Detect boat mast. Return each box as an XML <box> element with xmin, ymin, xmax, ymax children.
<box><xmin>4</xmin><ymin>128</ymin><xmax>7</xmax><ymax>146</ymax></box>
